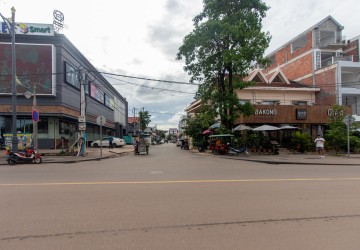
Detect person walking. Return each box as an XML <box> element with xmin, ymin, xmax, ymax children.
<box><xmin>108</xmin><ymin>135</ymin><xmax>114</xmax><ymax>149</ymax></box>
<box><xmin>314</xmin><ymin>134</ymin><xmax>325</xmax><ymax>158</ymax></box>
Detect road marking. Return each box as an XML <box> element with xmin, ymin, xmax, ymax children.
<box><xmin>2</xmin><ymin>177</ymin><xmax>360</xmax><ymax>186</ymax></box>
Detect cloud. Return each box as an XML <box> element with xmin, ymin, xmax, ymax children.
<box><xmin>146</xmin><ymin>0</ymin><xmax>202</xmax><ymax>59</ymax></box>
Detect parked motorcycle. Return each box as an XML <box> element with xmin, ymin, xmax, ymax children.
<box><xmin>180</xmin><ymin>140</ymin><xmax>189</xmax><ymax>150</ymax></box>
<box><xmin>227</xmin><ymin>144</ymin><xmax>250</xmax><ymax>157</ymax></box>
<box><xmin>7</xmin><ymin>147</ymin><xmax>42</xmax><ymax>165</ymax></box>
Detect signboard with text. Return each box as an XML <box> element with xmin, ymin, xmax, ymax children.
<box><xmin>0</xmin><ymin>22</ymin><xmax>54</xmax><ymax>36</ymax></box>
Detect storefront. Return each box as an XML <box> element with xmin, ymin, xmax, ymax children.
<box><xmin>0</xmin><ymin>23</ymin><xmax>128</xmax><ymax>149</ymax></box>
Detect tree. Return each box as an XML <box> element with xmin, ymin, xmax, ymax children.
<box><xmin>184</xmin><ymin>111</ymin><xmax>215</xmax><ymax>146</ymax></box>
<box><xmin>177</xmin><ymin>0</ymin><xmax>271</xmax><ymax>129</ymax></box>
<box><xmin>139</xmin><ymin>110</ymin><xmax>151</xmax><ymax>132</ymax></box>
<box><xmin>325</xmin><ymin>105</ymin><xmax>347</xmax><ymax>154</ymax></box>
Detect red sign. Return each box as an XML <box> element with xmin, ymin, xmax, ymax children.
<box><xmin>32</xmin><ymin>109</ymin><xmax>40</xmax><ymax>122</ymax></box>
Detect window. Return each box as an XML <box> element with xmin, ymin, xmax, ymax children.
<box><xmin>64</xmin><ymin>62</ymin><xmax>81</xmax><ymax>89</ymax></box>
<box><xmin>104</xmin><ymin>94</ymin><xmax>115</xmax><ymax>110</ymax></box>
<box><xmin>37</xmin><ymin>118</ymin><xmax>49</xmax><ymax>133</ymax></box>
<box><xmin>292</xmin><ymin>101</ymin><xmax>307</xmax><ymax>106</ymax></box>
<box><xmin>90</xmin><ymin>82</ymin><xmax>104</xmax><ymax>103</ymax></box>
<box><xmin>16</xmin><ymin>118</ymin><xmax>33</xmax><ymax>133</ymax></box>
<box><xmin>261</xmin><ymin>100</ymin><xmax>280</xmax><ymax>105</ymax></box>
<box><xmin>239</xmin><ymin>100</ymin><xmax>250</xmax><ymax>105</ymax></box>
<box><xmin>59</xmin><ymin>120</ymin><xmax>76</xmax><ymax>134</ymax></box>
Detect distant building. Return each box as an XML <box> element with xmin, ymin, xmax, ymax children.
<box><xmin>128</xmin><ymin>117</ymin><xmax>140</xmax><ymax>136</ymax></box>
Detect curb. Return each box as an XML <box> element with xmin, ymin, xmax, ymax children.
<box><xmin>0</xmin><ymin>150</ymin><xmax>133</xmax><ymax>166</ymax></box>
<box><xmin>191</xmin><ymin>149</ymin><xmax>360</xmax><ymax>166</ymax></box>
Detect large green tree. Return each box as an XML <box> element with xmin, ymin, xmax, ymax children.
<box><xmin>139</xmin><ymin>110</ymin><xmax>151</xmax><ymax>132</ymax></box>
<box><xmin>177</xmin><ymin>0</ymin><xmax>271</xmax><ymax>129</ymax></box>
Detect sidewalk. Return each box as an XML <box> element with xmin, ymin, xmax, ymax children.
<box><xmin>193</xmin><ymin>150</ymin><xmax>360</xmax><ymax>166</ymax></box>
<box><xmin>0</xmin><ymin>146</ymin><xmax>135</xmax><ymax>165</ymax></box>
<box><xmin>1</xmin><ymin>146</ymin><xmax>360</xmax><ymax>166</ymax></box>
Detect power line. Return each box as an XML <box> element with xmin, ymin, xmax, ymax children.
<box><xmin>98</xmin><ymin>71</ymin><xmax>200</xmax><ymax>85</ymax></box>
<box><xmin>104</xmin><ymin>75</ymin><xmax>197</xmax><ymax>95</ymax></box>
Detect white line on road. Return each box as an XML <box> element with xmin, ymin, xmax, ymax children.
<box><xmin>2</xmin><ymin>177</ymin><xmax>360</xmax><ymax>186</ymax></box>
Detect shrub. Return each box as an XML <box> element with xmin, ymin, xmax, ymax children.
<box><xmin>290</xmin><ymin>131</ymin><xmax>313</xmax><ymax>152</ymax></box>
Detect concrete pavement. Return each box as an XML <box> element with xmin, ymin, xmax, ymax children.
<box><xmin>0</xmin><ymin>146</ymin><xmax>135</xmax><ymax>165</ymax></box>
<box><xmin>1</xmin><ymin>144</ymin><xmax>360</xmax><ymax>165</ymax></box>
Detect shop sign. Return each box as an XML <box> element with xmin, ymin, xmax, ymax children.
<box><xmin>255</xmin><ymin>109</ymin><xmax>277</xmax><ymax>115</ymax></box>
<box><xmin>0</xmin><ymin>22</ymin><xmax>54</xmax><ymax>36</ymax></box>
<box><xmin>328</xmin><ymin>109</ymin><xmax>344</xmax><ymax>117</ymax></box>
<box><xmin>3</xmin><ymin>133</ymin><xmax>32</xmax><ymax>150</ymax></box>
<box><xmin>296</xmin><ymin>109</ymin><xmax>307</xmax><ymax>120</ymax></box>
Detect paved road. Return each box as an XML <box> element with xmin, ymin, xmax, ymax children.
<box><xmin>1</xmin><ymin>143</ymin><xmax>360</xmax><ymax>249</ymax></box>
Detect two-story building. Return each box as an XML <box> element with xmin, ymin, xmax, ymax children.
<box><xmin>0</xmin><ymin>22</ymin><xmax>128</xmax><ymax>149</ymax></box>
<box><xmin>185</xmin><ymin>16</ymin><xmax>357</xmax><ymax>137</ymax></box>
<box><xmin>263</xmin><ymin>16</ymin><xmax>360</xmax><ymax>116</ymax></box>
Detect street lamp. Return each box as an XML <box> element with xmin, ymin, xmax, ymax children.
<box><xmin>24</xmin><ymin>84</ymin><xmax>37</xmax><ymax>150</ymax></box>
<box><xmin>0</xmin><ymin>7</ymin><xmax>17</xmax><ymax>152</ymax></box>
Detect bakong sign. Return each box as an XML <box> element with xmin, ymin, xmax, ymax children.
<box><xmin>255</xmin><ymin>109</ymin><xmax>278</xmax><ymax>115</ymax></box>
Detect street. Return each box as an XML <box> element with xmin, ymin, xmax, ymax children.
<box><xmin>1</xmin><ymin>144</ymin><xmax>360</xmax><ymax>249</ymax></box>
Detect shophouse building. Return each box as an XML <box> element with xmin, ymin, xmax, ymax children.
<box><xmin>0</xmin><ymin>22</ymin><xmax>128</xmax><ymax>149</ymax></box>
<box><xmin>263</xmin><ymin>16</ymin><xmax>360</xmax><ymax>117</ymax></box>
<box><xmin>184</xmin><ymin>16</ymin><xmax>357</xmax><ymax>138</ymax></box>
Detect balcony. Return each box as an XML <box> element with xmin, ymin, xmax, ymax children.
<box><xmin>320</xmin><ymin>55</ymin><xmax>353</xmax><ymax>68</ymax></box>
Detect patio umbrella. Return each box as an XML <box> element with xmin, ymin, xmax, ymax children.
<box><xmin>253</xmin><ymin>124</ymin><xmax>280</xmax><ymax>131</ymax></box>
<box><xmin>202</xmin><ymin>129</ymin><xmax>211</xmax><ymax>135</ymax></box>
<box><xmin>233</xmin><ymin>124</ymin><xmax>253</xmax><ymax>131</ymax></box>
<box><xmin>209</xmin><ymin>122</ymin><xmax>221</xmax><ymax>129</ymax></box>
<box><xmin>280</xmin><ymin>125</ymin><xmax>299</xmax><ymax>130</ymax></box>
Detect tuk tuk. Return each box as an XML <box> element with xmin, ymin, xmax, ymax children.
<box><xmin>134</xmin><ymin>133</ymin><xmax>151</xmax><ymax>155</ymax></box>
<box><xmin>209</xmin><ymin>134</ymin><xmax>234</xmax><ymax>155</ymax></box>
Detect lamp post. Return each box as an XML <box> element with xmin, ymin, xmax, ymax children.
<box><xmin>0</xmin><ymin>7</ymin><xmax>17</xmax><ymax>152</ymax></box>
<box><xmin>25</xmin><ymin>84</ymin><xmax>37</xmax><ymax>150</ymax></box>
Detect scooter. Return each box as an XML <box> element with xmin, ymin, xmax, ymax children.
<box><xmin>180</xmin><ymin>140</ymin><xmax>189</xmax><ymax>150</ymax></box>
<box><xmin>227</xmin><ymin>144</ymin><xmax>250</xmax><ymax>157</ymax></box>
<box><xmin>7</xmin><ymin>147</ymin><xmax>42</xmax><ymax>165</ymax></box>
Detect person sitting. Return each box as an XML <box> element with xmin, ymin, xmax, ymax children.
<box><xmin>216</xmin><ymin>139</ymin><xmax>222</xmax><ymax>147</ymax></box>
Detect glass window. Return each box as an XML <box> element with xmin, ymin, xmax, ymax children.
<box><xmin>37</xmin><ymin>118</ymin><xmax>48</xmax><ymax>134</ymax></box>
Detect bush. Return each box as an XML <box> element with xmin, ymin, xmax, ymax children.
<box><xmin>290</xmin><ymin>131</ymin><xmax>313</xmax><ymax>152</ymax></box>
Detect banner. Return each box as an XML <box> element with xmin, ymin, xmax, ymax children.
<box><xmin>3</xmin><ymin>133</ymin><xmax>32</xmax><ymax>150</ymax></box>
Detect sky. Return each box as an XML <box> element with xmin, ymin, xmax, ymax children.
<box><xmin>1</xmin><ymin>0</ymin><xmax>359</xmax><ymax>130</ymax></box>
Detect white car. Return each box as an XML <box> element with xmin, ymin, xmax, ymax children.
<box><xmin>91</xmin><ymin>137</ymin><xmax>125</xmax><ymax>148</ymax></box>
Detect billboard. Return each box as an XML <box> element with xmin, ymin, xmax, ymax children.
<box><xmin>0</xmin><ymin>43</ymin><xmax>55</xmax><ymax>95</ymax></box>
<box><xmin>0</xmin><ymin>22</ymin><xmax>54</xmax><ymax>36</ymax></box>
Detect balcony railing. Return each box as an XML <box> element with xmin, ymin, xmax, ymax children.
<box><xmin>320</xmin><ymin>55</ymin><xmax>354</xmax><ymax>67</ymax></box>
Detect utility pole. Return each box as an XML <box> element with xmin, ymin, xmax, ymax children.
<box><xmin>77</xmin><ymin>69</ymin><xmax>87</xmax><ymax>156</ymax></box>
<box><xmin>133</xmin><ymin>107</ymin><xmax>136</xmax><ymax>136</ymax></box>
<box><xmin>32</xmin><ymin>84</ymin><xmax>37</xmax><ymax>150</ymax></box>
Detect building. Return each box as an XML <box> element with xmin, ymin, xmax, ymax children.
<box><xmin>128</xmin><ymin>117</ymin><xmax>140</xmax><ymax>136</ymax></box>
<box><xmin>184</xmin><ymin>16</ymin><xmax>357</xmax><ymax>137</ymax></box>
<box><xmin>0</xmin><ymin>22</ymin><xmax>128</xmax><ymax>149</ymax></box>
<box><xmin>263</xmin><ymin>16</ymin><xmax>360</xmax><ymax>116</ymax></box>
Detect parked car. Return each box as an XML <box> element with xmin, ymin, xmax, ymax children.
<box><xmin>91</xmin><ymin>137</ymin><xmax>125</xmax><ymax>148</ymax></box>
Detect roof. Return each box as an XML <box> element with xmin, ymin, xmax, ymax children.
<box><xmin>128</xmin><ymin>117</ymin><xmax>140</xmax><ymax>123</ymax></box>
<box><xmin>266</xmin><ymin>15</ymin><xmax>344</xmax><ymax>57</ymax></box>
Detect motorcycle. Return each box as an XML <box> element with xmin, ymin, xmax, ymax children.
<box><xmin>7</xmin><ymin>147</ymin><xmax>42</xmax><ymax>165</ymax></box>
<box><xmin>180</xmin><ymin>140</ymin><xmax>189</xmax><ymax>150</ymax></box>
<box><xmin>227</xmin><ymin>144</ymin><xmax>250</xmax><ymax>157</ymax></box>
<box><xmin>211</xmin><ymin>143</ymin><xmax>229</xmax><ymax>155</ymax></box>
